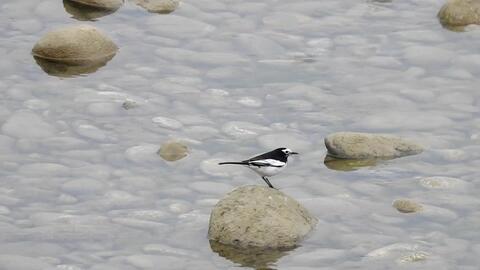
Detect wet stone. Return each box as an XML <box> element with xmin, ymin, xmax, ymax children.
<box><xmin>208</xmin><ymin>185</ymin><xmax>317</xmax><ymax>248</ymax></box>
<box><xmin>325</xmin><ymin>132</ymin><xmax>423</xmax><ymax>159</ymax></box>
<box><xmin>392</xmin><ymin>199</ymin><xmax>423</xmax><ymax>213</ymax></box>
<box><xmin>438</xmin><ymin>0</ymin><xmax>480</xmax><ymax>29</ymax></box>
<box><xmin>157</xmin><ymin>141</ymin><xmax>189</xmax><ymax>162</ymax></box>
<box><xmin>32</xmin><ymin>25</ymin><xmax>118</xmax><ymax>77</ymax></box>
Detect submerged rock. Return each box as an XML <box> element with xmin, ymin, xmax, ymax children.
<box><xmin>133</xmin><ymin>0</ymin><xmax>179</xmax><ymax>14</ymax></box>
<box><xmin>66</xmin><ymin>0</ymin><xmax>123</xmax><ymax>10</ymax></box>
<box><xmin>392</xmin><ymin>199</ymin><xmax>423</xmax><ymax>213</ymax></box>
<box><xmin>324</xmin><ymin>132</ymin><xmax>423</xmax><ymax>159</ymax></box>
<box><xmin>63</xmin><ymin>0</ymin><xmax>123</xmax><ymax>21</ymax></box>
<box><xmin>208</xmin><ymin>185</ymin><xmax>317</xmax><ymax>248</ymax></box>
<box><xmin>32</xmin><ymin>25</ymin><xmax>118</xmax><ymax>76</ymax></box>
<box><xmin>438</xmin><ymin>0</ymin><xmax>480</xmax><ymax>29</ymax></box>
<box><xmin>209</xmin><ymin>240</ymin><xmax>293</xmax><ymax>270</ymax></box>
<box><xmin>323</xmin><ymin>155</ymin><xmax>380</xmax><ymax>171</ymax></box>
<box><xmin>157</xmin><ymin>141</ymin><xmax>189</xmax><ymax>161</ymax></box>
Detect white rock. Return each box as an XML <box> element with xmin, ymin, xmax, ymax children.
<box><xmin>75</xmin><ymin>124</ymin><xmax>108</xmax><ymax>141</ymax></box>
<box><xmin>126</xmin><ymin>144</ymin><xmax>161</xmax><ymax>163</ymax></box>
<box><xmin>152</xmin><ymin>116</ymin><xmax>183</xmax><ymax>129</ymax></box>
<box><xmin>2</xmin><ymin>111</ymin><xmax>56</xmax><ymax>139</ymax></box>
<box><xmin>222</xmin><ymin>121</ymin><xmax>270</xmax><ymax>139</ymax></box>
<box><xmin>419</xmin><ymin>176</ymin><xmax>467</xmax><ymax>189</ymax></box>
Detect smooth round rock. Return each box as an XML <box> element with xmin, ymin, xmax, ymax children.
<box><xmin>392</xmin><ymin>199</ymin><xmax>423</xmax><ymax>213</ymax></box>
<box><xmin>438</xmin><ymin>0</ymin><xmax>480</xmax><ymax>28</ymax></box>
<box><xmin>208</xmin><ymin>185</ymin><xmax>317</xmax><ymax>248</ymax></box>
<box><xmin>32</xmin><ymin>25</ymin><xmax>118</xmax><ymax>65</ymax></box>
<box><xmin>324</xmin><ymin>132</ymin><xmax>423</xmax><ymax>159</ymax></box>
<box><xmin>134</xmin><ymin>0</ymin><xmax>179</xmax><ymax>14</ymax></box>
<box><xmin>66</xmin><ymin>0</ymin><xmax>123</xmax><ymax>10</ymax></box>
<box><xmin>157</xmin><ymin>141</ymin><xmax>188</xmax><ymax>161</ymax></box>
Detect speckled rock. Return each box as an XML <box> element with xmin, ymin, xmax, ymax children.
<box><xmin>66</xmin><ymin>0</ymin><xmax>123</xmax><ymax>10</ymax></box>
<box><xmin>324</xmin><ymin>132</ymin><xmax>423</xmax><ymax>159</ymax></box>
<box><xmin>392</xmin><ymin>199</ymin><xmax>423</xmax><ymax>213</ymax></box>
<box><xmin>133</xmin><ymin>0</ymin><xmax>179</xmax><ymax>14</ymax></box>
<box><xmin>157</xmin><ymin>141</ymin><xmax>188</xmax><ymax>161</ymax></box>
<box><xmin>208</xmin><ymin>185</ymin><xmax>317</xmax><ymax>248</ymax></box>
<box><xmin>438</xmin><ymin>0</ymin><xmax>480</xmax><ymax>28</ymax></box>
<box><xmin>32</xmin><ymin>25</ymin><xmax>118</xmax><ymax>66</ymax></box>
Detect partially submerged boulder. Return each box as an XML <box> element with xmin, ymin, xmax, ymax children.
<box><xmin>63</xmin><ymin>0</ymin><xmax>123</xmax><ymax>21</ymax></box>
<box><xmin>208</xmin><ymin>185</ymin><xmax>317</xmax><ymax>248</ymax></box>
<box><xmin>66</xmin><ymin>0</ymin><xmax>123</xmax><ymax>10</ymax></box>
<box><xmin>438</xmin><ymin>0</ymin><xmax>480</xmax><ymax>29</ymax></box>
<box><xmin>32</xmin><ymin>25</ymin><xmax>118</xmax><ymax>76</ymax></box>
<box><xmin>324</xmin><ymin>132</ymin><xmax>423</xmax><ymax>160</ymax></box>
<box><xmin>133</xmin><ymin>0</ymin><xmax>180</xmax><ymax>14</ymax></box>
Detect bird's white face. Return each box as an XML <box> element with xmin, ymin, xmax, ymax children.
<box><xmin>281</xmin><ymin>148</ymin><xmax>297</xmax><ymax>156</ymax></box>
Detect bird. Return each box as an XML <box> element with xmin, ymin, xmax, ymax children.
<box><xmin>218</xmin><ymin>147</ymin><xmax>299</xmax><ymax>189</ymax></box>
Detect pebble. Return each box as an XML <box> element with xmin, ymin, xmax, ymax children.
<box><xmin>392</xmin><ymin>199</ymin><xmax>423</xmax><ymax>213</ymax></box>
<box><xmin>152</xmin><ymin>116</ymin><xmax>183</xmax><ymax>129</ymax></box>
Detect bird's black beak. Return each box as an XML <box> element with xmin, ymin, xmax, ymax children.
<box><xmin>290</xmin><ymin>152</ymin><xmax>299</xmax><ymax>155</ymax></box>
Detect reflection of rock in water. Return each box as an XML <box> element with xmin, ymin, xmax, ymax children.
<box><xmin>209</xmin><ymin>240</ymin><xmax>294</xmax><ymax>270</ymax></box>
<box><xmin>63</xmin><ymin>0</ymin><xmax>120</xmax><ymax>21</ymax></box>
<box><xmin>33</xmin><ymin>54</ymin><xmax>114</xmax><ymax>78</ymax></box>
<box><xmin>324</xmin><ymin>155</ymin><xmax>382</xmax><ymax>171</ymax></box>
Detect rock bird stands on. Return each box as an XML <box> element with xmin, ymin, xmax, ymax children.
<box><xmin>218</xmin><ymin>147</ymin><xmax>299</xmax><ymax>189</ymax></box>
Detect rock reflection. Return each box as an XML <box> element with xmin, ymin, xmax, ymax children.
<box><xmin>323</xmin><ymin>155</ymin><xmax>384</xmax><ymax>171</ymax></box>
<box><xmin>33</xmin><ymin>54</ymin><xmax>115</xmax><ymax>78</ymax></box>
<box><xmin>63</xmin><ymin>0</ymin><xmax>120</xmax><ymax>21</ymax></box>
<box><xmin>209</xmin><ymin>240</ymin><xmax>295</xmax><ymax>270</ymax></box>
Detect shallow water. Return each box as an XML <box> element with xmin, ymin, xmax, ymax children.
<box><xmin>1</xmin><ymin>0</ymin><xmax>480</xmax><ymax>269</ymax></box>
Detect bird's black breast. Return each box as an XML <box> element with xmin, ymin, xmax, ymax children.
<box><xmin>245</xmin><ymin>148</ymin><xmax>288</xmax><ymax>163</ymax></box>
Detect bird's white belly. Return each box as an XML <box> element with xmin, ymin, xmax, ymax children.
<box><xmin>249</xmin><ymin>164</ymin><xmax>285</xmax><ymax>177</ymax></box>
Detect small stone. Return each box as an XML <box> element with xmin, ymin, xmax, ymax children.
<box><xmin>392</xmin><ymin>199</ymin><xmax>423</xmax><ymax>213</ymax></box>
<box><xmin>438</xmin><ymin>0</ymin><xmax>480</xmax><ymax>29</ymax></box>
<box><xmin>396</xmin><ymin>252</ymin><xmax>428</xmax><ymax>263</ymax></box>
<box><xmin>324</xmin><ymin>132</ymin><xmax>423</xmax><ymax>159</ymax></box>
<box><xmin>122</xmin><ymin>100</ymin><xmax>139</xmax><ymax>110</ymax></box>
<box><xmin>152</xmin><ymin>116</ymin><xmax>183</xmax><ymax>129</ymax></box>
<box><xmin>208</xmin><ymin>185</ymin><xmax>317</xmax><ymax>248</ymax></box>
<box><xmin>157</xmin><ymin>141</ymin><xmax>189</xmax><ymax>161</ymax></box>
<box><xmin>134</xmin><ymin>0</ymin><xmax>179</xmax><ymax>14</ymax></box>
<box><xmin>419</xmin><ymin>176</ymin><xmax>465</xmax><ymax>189</ymax></box>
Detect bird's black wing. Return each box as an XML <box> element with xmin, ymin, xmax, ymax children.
<box><xmin>245</xmin><ymin>148</ymin><xmax>286</xmax><ymax>163</ymax></box>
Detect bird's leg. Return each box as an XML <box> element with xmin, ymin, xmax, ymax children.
<box><xmin>262</xmin><ymin>176</ymin><xmax>276</xmax><ymax>189</ymax></box>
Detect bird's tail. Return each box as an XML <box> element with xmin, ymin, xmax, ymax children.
<box><xmin>218</xmin><ymin>161</ymin><xmax>248</xmax><ymax>165</ymax></box>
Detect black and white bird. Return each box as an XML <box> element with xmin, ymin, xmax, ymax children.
<box><xmin>218</xmin><ymin>147</ymin><xmax>299</xmax><ymax>189</ymax></box>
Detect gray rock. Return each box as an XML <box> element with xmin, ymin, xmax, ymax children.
<box><xmin>324</xmin><ymin>132</ymin><xmax>423</xmax><ymax>159</ymax></box>
<box><xmin>438</xmin><ymin>0</ymin><xmax>480</xmax><ymax>29</ymax></box>
<box><xmin>157</xmin><ymin>141</ymin><xmax>188</xmax><ymax>161</ymax></box>
<box><xmin>208</xmin><ymin>185</ymin><xmax>317</xmax><ymax>248</ymax></box>
<box><xmin>392</xmin><ymin>199</ymin><xmax>423</xmax><ymax>213</ymax></box>
<box><xmin>133</xmin><ymin>0</ymin><xmax>179</xmax><ymax>14</ymax></box>
<box><xmin>32</xmin><ymin>25</ymin><xmax>118</xmax><ymax>66</ymax></box>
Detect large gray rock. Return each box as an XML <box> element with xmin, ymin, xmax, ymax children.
<box><xmin>208</xmin><ymin>186</ymin><xmax>317</xmax><ymax>248</ymax></box>
<box><xmin>32</xmin><ymin>25</ymin><xmax>118</xmax><ymax>76</ymax></box>
<box><xmin>438</xmin><ymin>0</ymin><xmax>480</xmax><ymax>28</ymax></box>
<box><xmin>133</xmin><ymin>0</ymin><xmax>179</xmax><ymax>14</ymax></box>
<box><xmin>32</xmin><ymin>25</ymin><xmax>118</xmax><ymax>65</ymax></box>
<box><xmin>324</xmin><ymin>132</ymin><xmax>423</xmax><ymax>159</ymax></box>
